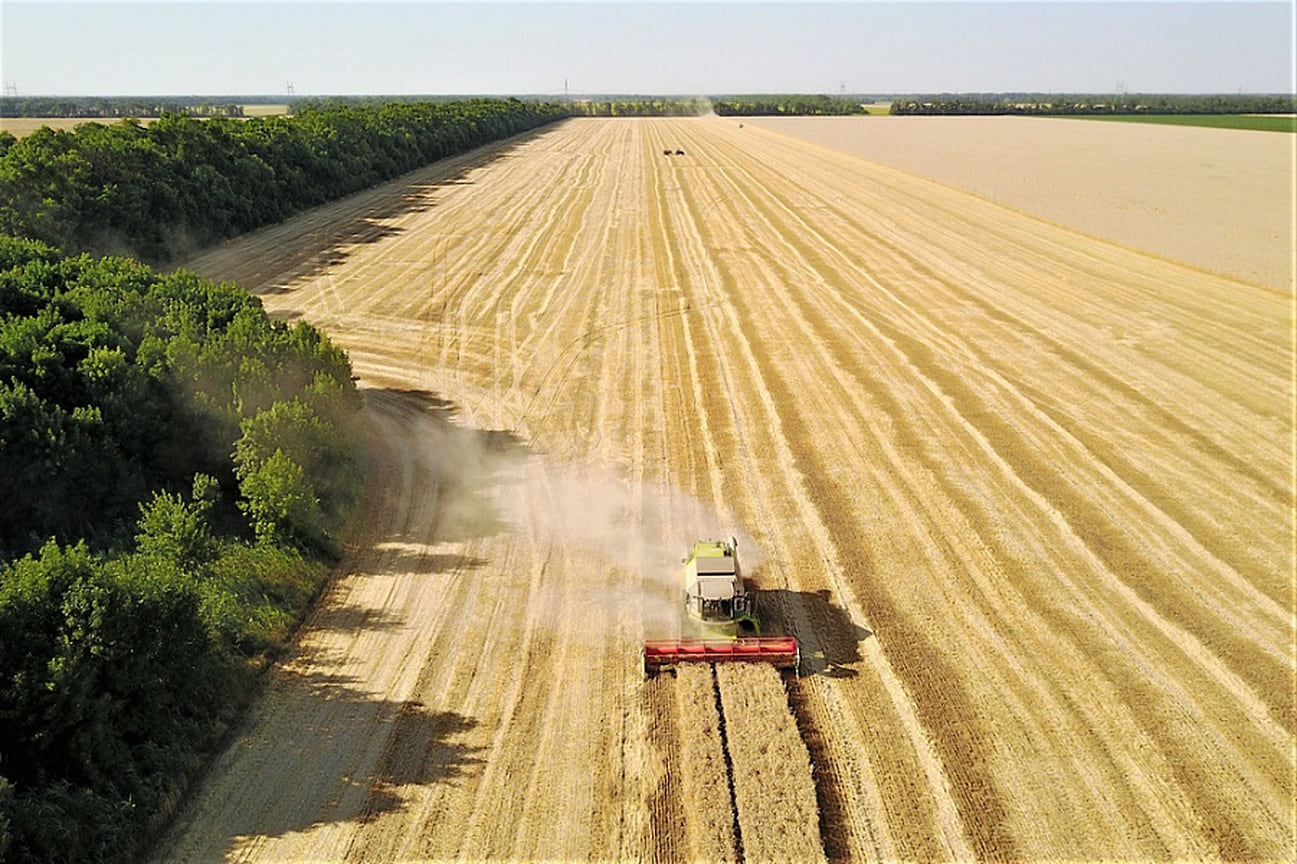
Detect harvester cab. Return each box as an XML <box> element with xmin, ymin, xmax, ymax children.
<box><xmin>683</xmin><ymin>537</ymin><xmax>759</xmax><ymax>636</ymax></box>
<box><xmin>643</xmin><ymin>537</ymin><xmax>800</xmax><ymax>676</ymax></box>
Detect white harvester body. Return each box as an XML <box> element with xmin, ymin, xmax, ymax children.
<box><xmin>642</xmin><ymin>536</ymin><xmax>799</xmax><ymax>675</ymax></box>
<box><xmin>682</xmin><ymin>537</ymin><xmax>756</xmax><ymax>636</ymax></box>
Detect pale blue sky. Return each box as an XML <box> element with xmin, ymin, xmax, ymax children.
<box><xmin>2</xmin><ymin>2</ymin><xmax>1293</xmax><ymax>96</ymax></box>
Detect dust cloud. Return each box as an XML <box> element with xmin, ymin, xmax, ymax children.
<box><xmin>505</xmin><ymin>460</ymin><xmax>760</xmax><ymax>580</ymax></box>
<box><xmin>462</xmin><ymin>440</ymin><xmax>761</xmax><ymax>637</ymax></box>
<box><xmin>388</xmin><ymin>393</ymin><xmax>761</xmax><ymax>637</ymax></box>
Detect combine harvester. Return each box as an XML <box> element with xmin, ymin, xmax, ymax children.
<box><xmin>643</xmin><ymin>538</ymin><xmax>799</xmax><ymax>676</ymax></box>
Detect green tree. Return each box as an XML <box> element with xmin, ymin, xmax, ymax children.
<box><xmin>236</xmin><ymin>448</ymin><xmax>325</xmax><ymax>550</ymax></box>
<box><xmin>0</xmin><ymin>775</ymin><xmax>12</xmax><ymax>858</ymax></box>
<box><xmin>134</xmin><ymin>478</ymin><xmax>219</xmax><ymax>573</ymax></box>
<box><xmin>0</xmin><ymin>240</ymin><xmax>361</xmax><ymax>862</ymax></box>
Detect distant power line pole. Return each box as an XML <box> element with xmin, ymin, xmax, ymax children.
<box><xmin>3</xmin><ymin>83</ymin><xmax>17</xmax><ymax>98</ymax></box>
<box><xmin>286</xmin><ymin>81</ymin><xmax>295</xmax><ymax>98</ymax></box>
<box><xmin>564</xmin><ymin>78</ymin><xmax>569</xmax><ymax>102</ymax></box>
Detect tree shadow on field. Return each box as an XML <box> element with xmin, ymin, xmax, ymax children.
<box><xmin>253</xmin><ymin>124</ymin><xmax>563</xmax><ymax>296</ymax></box>
<box><xmin>310</xmin><ymin>597</ymin><xmax>408</xmax><ymax>633</ymax></box>
<box><xmin>749</xmin><ymin>583</ymin><xmax>873</xmax><ymax>678</ymax></box>
<box><xmin>364</xmin><ymin>388</ymin><xmax>532</xmax><ymax>545</ymax></box>
<box><xmin>359</xmin><ymin>700</ymin><xmax>484</xmax><ymax>824</ymax></box>
<box><xmin>148</xmin><ymin>666</ymin><xmax>484</xmax><ymax>861</ymax></box>
<box><xmin>145</xmin><ymin>387</ymin><xmax>526</xmax><ymax>861</ymax></box>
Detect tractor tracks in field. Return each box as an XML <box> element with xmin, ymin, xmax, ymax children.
<box><xmin>657</xmin><ymin>121</ymin><xmax>980</xmax><ymax>860</ymax></box>
<box><xmin>664</xmin><ymin>118</ymin><xmax>1293</xmax><ymax>858</ymax></box>
<box><xmin>165</xmin><ymin>116</ymin><xmax>1293</xmax><ymax>862</ymax></box>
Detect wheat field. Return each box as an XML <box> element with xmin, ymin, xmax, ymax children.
<box><xmin>153</xmin><ymin>116</ymin><xmax>1293</xmax><ymax>862</ymax></box>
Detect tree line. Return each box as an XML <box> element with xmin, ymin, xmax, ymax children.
<box><xmin>890</xmin><ymin>93</ymin><xmax>1297</xmax><ymax>115</ymax></box>
<box><xmin>712</xmin><ymin>95</ymin><xmax>866</xmax><ymax>116</ymax></box>
<box><xmin>559</xmin><ymin>95</ymin><xmax>865</xmax><ymax>117</ymax></box>
<box><xmin>568</xmin><ymin>98</ymin><xmax>712</xmax><ymax>116</ymax></box>
<box><xmin>0</xmin><ymin>98</ymin><xmax>246</xmax><ymax>119</ymax></box>
<box><xmin>0</xmin><ymin>98</ymin><xmax>568</xmax><ymax>264</ymax></box>
<box><xmin>0</xmin><ymin>234</ymin><xmax>364</xmax><ymax>862</ymax></box>
<box><xmin>0</xmin><ymin>95</ymin><xmax>572</xmax><ymax>862</ymax></box>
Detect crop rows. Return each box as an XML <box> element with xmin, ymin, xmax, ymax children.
<box><xmin>715</xmin><ymin>663</ymin><xmax>825</xmax><ymax>862</ymax></box>
<box><xmin>157</xmin><ymin>116</ymin><xmax>1293</xmax><ymax>862</ymax></box>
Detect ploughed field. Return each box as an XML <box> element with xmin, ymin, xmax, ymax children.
<box><xmin>156</xmin><ymin>117</ymin><xmax>1293</xmax><ymax>861</ymax></box>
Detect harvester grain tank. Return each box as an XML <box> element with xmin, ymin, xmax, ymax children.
<box><xmin>642</xmin><ymin>537</ymin><xmax>799</xmax><ymax>675</ymax></box>
<box><xmin>682</xmin><ymin>538</ymin><xmax>757</xmax><ymax>636</ymax></box>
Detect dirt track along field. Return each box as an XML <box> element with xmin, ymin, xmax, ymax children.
<box><xmin>156</xmin><ymin>116</ymin><xmax>1294</xmax><ymax>861</ymax></box>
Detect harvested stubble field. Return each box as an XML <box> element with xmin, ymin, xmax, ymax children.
<box><xmin>0</xmin><ymin>117</ymin><xmax>126</xmax><ymax>136</ymax></box>
<box><xmin>155</xmin><ymin>116</ymin><xmax>1293</xmax><ymax>861</ymax></box>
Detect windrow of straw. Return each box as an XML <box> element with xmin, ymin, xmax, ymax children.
<box><xmin>674</xmin><ymin>663</ymin><xmax>741</xmax><ymax>862</ymax></box>
<box><xmin>716</xmin><ymin>662</ymin><xmax>826</xmax><ymax>862</ymax></box>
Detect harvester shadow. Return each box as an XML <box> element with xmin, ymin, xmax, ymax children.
<box><xmin>752</xmin><ymin>586</ymin><xmax>872</xmax><ymax>678</ymax></box>
<box><xmin>251</xmin><ymin>124</ymin><xmax>563</xmax><ymax>296</ymax></box>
